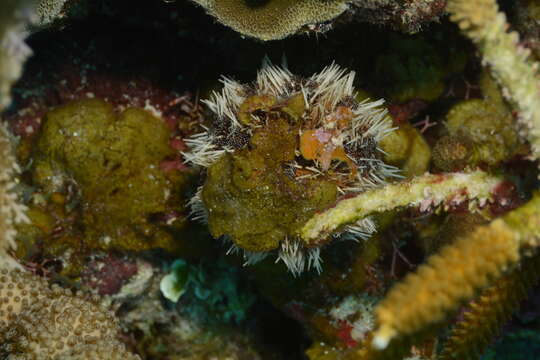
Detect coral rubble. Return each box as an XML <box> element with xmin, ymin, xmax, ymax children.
<box><xmin>2</xmin><ymin>0</ymin><xmax>540</xmax><ymax>359</ymax></box>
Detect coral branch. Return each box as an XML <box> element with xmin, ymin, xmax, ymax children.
<box><xmin>371</xmin><ymin>193</ymin><xmax>540</xmax><ymax>350</ymax></box>
<box><xmin>440</xmin><ymin>254</ymin><xmax>540</xmax><ymax>360</ymax></box>
<box><xmin>0</xmin><ymin>0</ymin><xmax>36</xmax><ymax>111</ymax></box>
<box><xmin>446</xmin><ymin>0</ymin><xmax>540</xmax><ymax>161</ymax></box>
<box><xmin>0</xmin><ymin>122</ymin><xmax>27</xmax><ymax>268</ymax></box>
<box><xmin>300</xmin><ymin>171</ymin><xmax>502</xmax><ymax>245</ymax></box>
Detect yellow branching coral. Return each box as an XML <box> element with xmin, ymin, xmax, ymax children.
<box><xmin>371</xmin><ymin>193</ymin><xmax>540</xmax><ymax>350</ymax></box>
<box><xmin>372</xmin><ymin>219</ymin><xmax>520</xmax><ymax>349</ymax></box>
<box><xmin>190</xmin><ymin>0</ymin><xmax>349</xmax><ymax>41</ymax></box>
<box><xmin>0</xmin><ymin>122</ymin><xmax>28</xmax><ymax>268</ymax></box>
<box><xmin>0</xmin><ymin>267</ymin><xmax>140</xmax><ymax>359</ymax></box>
<box><xmin>440</xmin><ymin>254</ymin><xmax>540</xmax><ymax>360</ymax></box>
<box><xmin>447</xmin><ymin>0</ymin><xmax>540</xmax><ymax>162</ymax></box>
<box><xmin>300</xmin><ymin>170</ymin><xmax>502</xmax><ymax>244</ymax></box>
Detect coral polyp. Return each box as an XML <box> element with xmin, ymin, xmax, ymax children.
<box><xmin>184</xmin><ymin>60</ymin><xmax>399</xmax><ymax>275</ymax></box>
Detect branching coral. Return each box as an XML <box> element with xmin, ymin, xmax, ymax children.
<box><xmin>440</xmin><ymin>254</ymin><xmax>540</xmax><ymax>360</ymax></box>
<box><xmin>371</xmin><ymin>192</ymin><xmax>540</xmax><ymax>349</ymax></box>
<box><xmin>0</xmin><ymin>267</ymin><xmax>140</xmax><ymax>359</ymax></box>
<box><xmin>189</xmin><ymin>0</ymin><xmax>349</xmax><ymax>41</ymax></box>
<box><xmin>300</xmin><ymin>170</ymin><xmax>502</xmax><ymax>244</ymax></box>
<box><xmin>0</xmin><ymin>122</ymin><xmax>28</xmax><ymax>268</ymax></box>
<box><xmin>447</xmin><ymin>0</ymin><xmax>540</xmax><ymax>162</ymax></box>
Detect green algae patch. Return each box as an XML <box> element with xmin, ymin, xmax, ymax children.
<box><xmin>30</xmin><ymin>98</ymin><xmax>193</xmax><ymax>253</ymax></box>
<box><xmin>201</xmin><ymin>118</ymin><xmax>339</xmax><ymax>252</ymax></box>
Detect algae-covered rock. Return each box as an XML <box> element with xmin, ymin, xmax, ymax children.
<box><xmin>30</xmin><ymin>99</ymin><xmax>193</xmax><ymax>253</ymax></box>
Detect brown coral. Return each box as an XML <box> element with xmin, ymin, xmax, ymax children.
<box><xmin>189</xmin><ymin>0</ymin><xmax>349</xmax><ymax>40</ymax></box>
<box><xmin>0</xmin><ymin>267</ymin><xmax>139</xmax><ymax>359</ymax></box>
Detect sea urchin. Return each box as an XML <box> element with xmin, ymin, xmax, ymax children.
<box><xmin>183</xmin><ymin>59</ymin><xmax>399</xmax><ymax>276</ymax></box>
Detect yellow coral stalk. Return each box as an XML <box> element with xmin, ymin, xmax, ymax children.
<box><xmin>440</xmin><ymin>254</ymin><xmax>540</xmax><ymax>360</ymax></box>
<box><xmin>447</xmin><ymin>0</ymin><xmax>540</xmax><ymax>162</ymax></box>
<box><xmin>372</xmin><ymin>193</ymin><xmax>540</xmax><ymax>350</ymax></box>
<box><xmin>300</xmin><ymin>170</ymin><xmax>502</xmax><ymax>245</ymax></box>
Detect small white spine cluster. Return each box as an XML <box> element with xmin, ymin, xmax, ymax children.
<box><xmin>275</xmin><ymin>238</ymin><xmax>323</xmax><ymax>277</ymax></box>
<box><xmin>187</xmin><ymin>185</ymin><xmax>208</xmax><ymax>224</ymax></box>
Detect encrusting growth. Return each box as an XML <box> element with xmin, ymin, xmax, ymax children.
<box><xmin>183</xmin><ymin>60</ymin><xmax>398</xmax><ymax>275</ymax></box>
<box><xmin>372</xmin><ymin>192</ymin><xmax>540</xmax><ymax>350</ymax></box>
<box><xmin>0</xmin><ymin>267</ymin><xmax>140</xmax><ymax>359</ymax></box>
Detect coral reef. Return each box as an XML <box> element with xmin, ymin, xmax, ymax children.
<box><xmin>190</xmin><ymin>0</ymin><xmax>449</xmax><ymax>41</ymax></box>
<box><xmin>300</xmin><ymin>170</ymin><xmax>502</xmax><ymax>242</ymax></box>
<box><xmin>440</xmin><ymin>254</ymin><xmax>540</xmax><ymax>360</ymax></box>
<box><xmin>2</xmin><ymin>0</ymin><xmax>540</xmax><ymax>358</ymax></box>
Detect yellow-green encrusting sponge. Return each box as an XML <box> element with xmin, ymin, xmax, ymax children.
<box><xmin>433</xmin><ymin>70</ymin><xmax>522</xmax><ymax>171</ymax></box>
<box><xmin>440</xmin><ymin>254</ymin><xmax>540</xmax><ymax>360</ymax></box>
<box><xmin>372</xmin><ymin>193</ymin><xmax>540</xmax><ymax>350</ymax></box>
<box><xmin>433</xmin><ymin>99</ymin><xmax>520</xmax><ymax>171</ymax></box>
<box><xmin>30</xmin><ymin>99</ymin><xmax>192</xmax><ymax>254</ymax></box>
<box><xmin>190</xmin><ymin>0</ymin><xmax>349</xmax><ymax>41</ymax></box>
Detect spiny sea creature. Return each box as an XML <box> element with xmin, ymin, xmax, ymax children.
<box><xmin>183</xmin><ymin>59</ymin><xmax>399</xmax><ymax>275</ymax></box>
